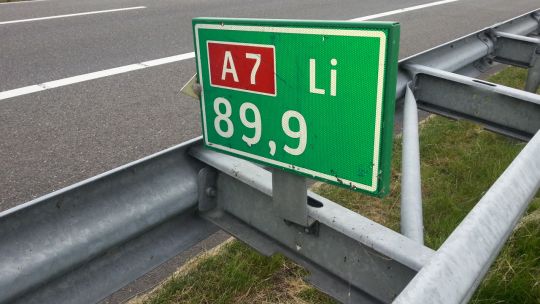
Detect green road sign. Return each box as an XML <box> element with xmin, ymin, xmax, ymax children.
<box><xmin>193</xmin><ymin>18</ymin><xmax>400</xmax><ymax>196</ymax></box>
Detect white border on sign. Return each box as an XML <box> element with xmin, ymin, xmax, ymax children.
<box><xmin>195</xmin><ymin>23</ymin><xmax>387</xmax><ymax>192</ymax></box>
<box><xmin>206</xmin><ymin>41</ymin><xmax>277</xmax><ymax>97</ymax></box>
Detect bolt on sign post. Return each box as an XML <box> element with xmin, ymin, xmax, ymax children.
<box><xmin>192</xmin><ymin>18</ymin><xmax>400</xmax><ymax>196</ymax></box>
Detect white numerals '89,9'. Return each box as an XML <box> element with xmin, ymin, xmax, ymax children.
<box><xmin>213</xmin><ymin>97</ymin><xmax>234</xmax><ymax>138</ymax></box>
<box><xmin>212</xmin><ymin>97</ymin><xmax>307</xmax><ymax>156</ymax></box>
<box><xmin>239</xmin><ymin>102</ymin><xmax>261</xmax><ymax>146</ymax></box>
<box><xmin>282</xmin><ymin>110</ymin><xmax>307</xmax><ymax>155</ymax></box>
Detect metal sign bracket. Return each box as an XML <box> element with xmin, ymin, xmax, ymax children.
<box><xmin>272</xmin><ymin>169</ymin><xmax>315</xmax><ymax>228</ymax></box>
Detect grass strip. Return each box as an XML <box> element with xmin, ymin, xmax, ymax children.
<box><xmin>138</xmin><ymin>67</ymin><xmax>539</xmax><ymax>304</ymax></box>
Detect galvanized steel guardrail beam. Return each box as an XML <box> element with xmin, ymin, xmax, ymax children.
<box><xmin>190</xmin><ymin>147</ymin><xmax>434</xmax><ymax>303</ymax></box>
<box><xmin>407</xmin><ymin>63</ymin><xmax>540</xmax><ymax>140</ymax></box>
<box><xmin>394</xmin><ymin>130</ymin><xmax>540</xmax><ymax>304</ymax></box>
<box><xmin>397</xmin><ymin>9</ymin><xmax>540</xmax><ymax>96</ymax></box>
<box><xmin>1</xmin><ymin>9</ymin><xmax>539</xmax><ymax>304</ymax></box>
<box><xmin>0</xmin><ymin>138</ymin><xmax>218</xmax><ymax>303</ymax></box>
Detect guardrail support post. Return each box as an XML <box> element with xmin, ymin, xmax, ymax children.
<box><xmin>489</xmin><ymin>30</ymin><xmax>540</xmax><ymax>93</ymax></box>
<box><xmin>525</xmin><ymin>53</ymin><xmax>540</xmax><ymax>92</ymax></box>
<box><xmin>401</xmin><ymin>84</ymin><xmax>424</xmax><ymax>244</ymax></box>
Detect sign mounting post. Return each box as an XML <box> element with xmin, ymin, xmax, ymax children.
<box><xmin>193</xmin><ymin>18</ymin><xmax>400</xmax><ymax>196</ymax></box>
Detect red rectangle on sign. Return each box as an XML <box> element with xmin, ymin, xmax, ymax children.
<box><xmin>207</xmin><ymin>41</ymin><xmax>276</xmax><ymax>96</ymax></box>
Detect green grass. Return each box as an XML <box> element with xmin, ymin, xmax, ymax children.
<box><xmin>473</xmin><ymin>212</ymin><xmax>540</xmax><ymax>303</ymax></box>
<box><xmin>489</xmin><ymin>67</ymin><xmax>540</xmax><ymax>94</ymax></box>
<box><xmin>315</xmin><ymin>115</ymin><xmax>540</xmax><ymax>304</ymax></box>
<box><xmin>138</xmin><ymin>67</ymin><xmax>539</xmax><ymax>304</ymax></box>
<box><xmin>139</xmin><ymin>241</ymin><xmax>335</xmax><ymax>304</ymax></box>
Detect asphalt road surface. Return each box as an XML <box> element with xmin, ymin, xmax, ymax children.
<box><xmin>1</xmin><ymin>0</ymin><xmax>539</xmax><ymax>301</ymax></box>
<box><xmin>1</xmin><ymin>0</ymin><xmax>539</xmax><ymax>212</ymax></box>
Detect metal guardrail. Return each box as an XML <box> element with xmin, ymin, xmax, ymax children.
<box><xmin>395</xmin><ymin>130</ymin><xmax>540</xmax><ymax>303</ymax></box>
<box><xmin>1</xmin><ymin>9</ymin><xmax>539</xmax><ymax>304</ymax></box>
<box><xmin>0</xmin><ymin>138</ymin><xmax>218</xmax><ymax>303</ymax></box>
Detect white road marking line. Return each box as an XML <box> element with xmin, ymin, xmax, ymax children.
<box><xmin>0</xmin><ymin>6</ymin><xmax>146</xmax><ymax>25</ymax></box>
<box><xmin>140</xmin><ymin>53</ymin><xmax>197</xmax><ymax>67</ymax></box>
<box><xmin>0</xmin><ymin>85</ymin><xmax>44</xmax><ymax>100</ymax></box>
<box><xmin>350</xmin><ymin>0</ymin><xmax>460</xmax><ymax>21</ymax></box>
<box><xmin>0</xmin><ymin>0</ymin><xmax>461</xmax><ymax>102</ymax></box>
<box><xmin>0</xmin><ymin>0</ymin><xmax>47</xmax><ymax>5</ymax></box>
<box><xmin>41</xmin><ymin>64</ymin><xmax>146</xmax><ymax>89</ymax></box>
<box><xmin>0</xmin><ymin>54</ymin><xmax>195</xmax><ymax>101</ymax></box>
